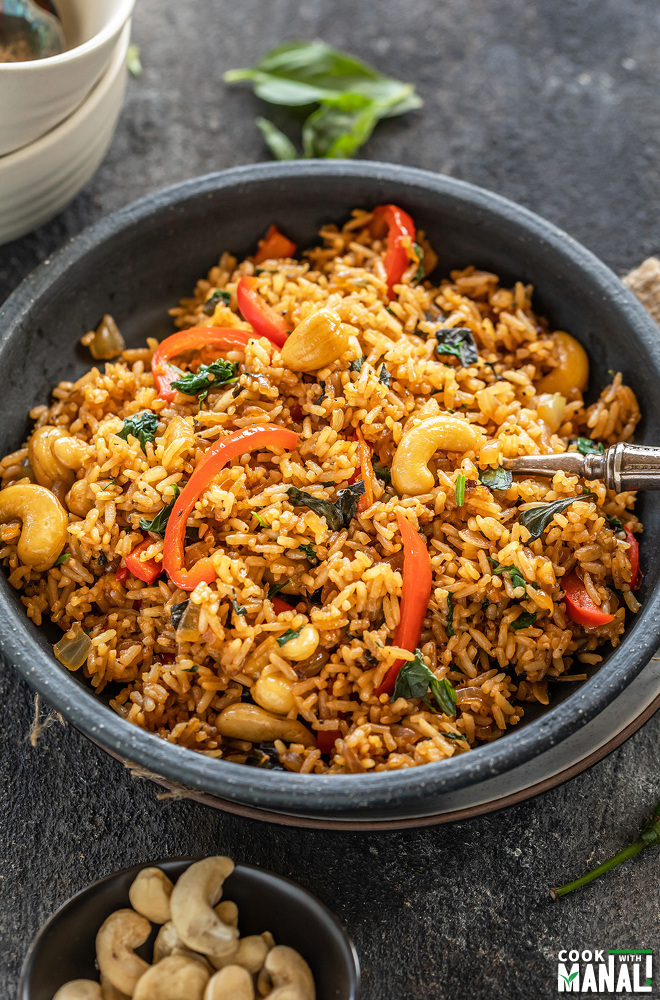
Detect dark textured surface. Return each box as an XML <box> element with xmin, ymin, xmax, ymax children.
<box><xmin>1</xmin><ymin>0</ymin><xmax>660</xmax><ymax>997</ymax></box>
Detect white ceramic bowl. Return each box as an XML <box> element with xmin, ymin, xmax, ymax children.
<box><xmin>0</xmin><ymin>20</ymin><xmax>130</xmax><ymax>245</ymax></box>
<box><xmin>0</xmin><ymin>0</ymin><xmax>135</xmax><ymax>156</ymax></box>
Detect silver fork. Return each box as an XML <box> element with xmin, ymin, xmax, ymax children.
<box><xmin>503</xmin><ymin>443</ymin><xmax>660</xmax><ymax>492</ymax></box>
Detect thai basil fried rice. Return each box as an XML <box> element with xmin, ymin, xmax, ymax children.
<box><xmin>0</xmin><ymin>208</ymin><xmax>642</xmax><ymax>774</ymax></box>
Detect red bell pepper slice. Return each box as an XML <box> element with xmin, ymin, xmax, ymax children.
<box><xmin>236</xmin><ymin>276</ymin><xmax>289</xmax><ymax>348</ymax></box>
<box><xmin>272</xmin><ymin>596</ymin><xmax>295</xmax><ymax>615</ymax></box>
<box><xmin>356</xmin><ymin>428</ymin><xmax>376</xmax><ymax>514</ymax></box>
<box><xmin>151</xmin><ymin>327</ymin><xmax>253</xmax><ymax>403</ymax></box>
<box><xmin>124</xmin><ymin>539</ymin><xmax>162</xmax><ymax>584</ymax></box>
<box><xmin>373</xmin><ymin>513</ymin><xmax>433</xmax><ymax>697</ymax></box>
<box><xmin>163</xmin><ymin>425</ymin><xmax>298</xmax><ymax>591</ymax></box>
<box><xmin>253</xmin><ymin>224</ymin><xmax>297</xmax><ymax>265</ymax></box>
<box><xmin>562</xmin><ymin>569</ymin><xmax>615</xmax><ymax>626</ymax></box>
<box><xmin>624</xmin><ymin>525</ymin><xmax>640</xmax><ymax>589</ymax></box>
<box><xmin>115</xmin><ymin>564</ymin><xmax>129</xmax><ymax>584</ymax></box>
<box><xmin>317</xmin><ymin>728</ymin><xmax>341</xmax><ymax>754</ymax></box>
<box><xmin>372</xmin><ymin>203</ymin><xmax>416</xmax><ymax>299</ymax></box>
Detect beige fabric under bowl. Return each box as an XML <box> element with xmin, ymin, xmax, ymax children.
<box><xmin>0</xmin><ymin>0</ymin><xmax>135</xmax><ymax>156</ymax></box>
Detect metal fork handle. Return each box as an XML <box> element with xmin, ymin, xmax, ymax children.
<box><xmin>502</xmin><ymin>443</ymin><xmax>660</xmax><ymax>492</ymax></box>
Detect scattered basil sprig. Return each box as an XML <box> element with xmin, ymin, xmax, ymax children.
<box><xmin>574</xmin><ymin>437</ymin><xmax>604</xmax><ymax>456</ymax></box>
<box><xmin>488</xmin><ymin>556</ymin><xmax>526</xmax><ymax>590</ymax></box>
<box><xmin>202</xmin><ymin>289</ymin><xmax>231</xmax><ymax>315</ymax></box>
<box><xmin>392</xmin><ymin>649</ymin><xmax>457</xmax><ymax>717</ymax></box>
<box><xmin>225</xmin><ymin>41</ymin><xmax>422</xmax><ymax>160</ymax></box>
<box><xmin>299</xmin><ymin>542</ymin><xmax>318</xmax><ymax>565</ymax></box>
<box><xmin>171</xmin><ymin>359</ymin><xmax>239</xmax><ymax>402</ymax></box>
<box><xmin>372</xmin><ymin>460</ymin><xmax>391</xmax><ymax>485</ymax></box>
<box><xmin>446</xmin><ymin>593</ymin><xmax>455</xmax><ymax>637</ymax></box>
<box><xmin>479</xmin><ymin>467</ymin><xmax>513</xmax><ymax>491</ymax></box>
<box><xmin>117</xmin><ymin>411</ymin><xmax>158</xmax><ymax>453</ymax></box>
<box><xmin>170</xmin><ymin>600</ymin><xmax>189</xmax><ymax>631</ymax></box>
<box><xmin>287</xmin><ymin>481</ymin><xmax>365</xmax><ymax>531</ymax></box>
<box><xmin>139</xmin><ymin>485</ymin><xmax>181</xmax><ymax>537</ymax></box>
<box><xmin>509</xmin><ymin>611</ymin><xmax>537</xmax><ymax>631</ymax></box>
<box><xmin>518</xmin><ymin>493</ymin><xmax>596</xmax><ymax>541</ymax></box>
<box><xmin>434</xmin><ymin>327</ymin><xmax>479</xmax><ymax>367</ymax></box>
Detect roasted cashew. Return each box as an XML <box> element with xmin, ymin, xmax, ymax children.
<box><xmin>53</xmin><ymin>983</ymin><xmax>102</xmax><ymax>1000</ymax></box>
<box><xmin>204</xmin><ymin>965</ymin><xmax>255</xmax><ymax>1000</ymax></box>
<box><xmin>211</xmin><ymin>935</ymin><xmax>270</xmax><ymax>973</ymax></box>
<box><xmin>279</xmin><ymin>310</ymin><xmax>351</xmax><ymax>372</ymax></box>
<box><xmin>133</xmin><ymin>954</ymin><xmax>209</xmax><ymax>1000</ymax></box>
<box><xmin>95</xmin><ymin>908</ymin><xmax>151</xmax><ymax>996</ymax></box>
<box><xmin>264</xmin><ymin>946</ymin><xmax>315</xmax><ymax>1000</ymax></box>
<box><xmin>536</xmin><ymin>331</ymin><xmax>589</xmax><ymax>396</ymax></box>
<box><xmin>216</xmin><ymin>704</ymin><xmax>316</xmax><ymax>747</ymax></box>
<box><xmin>100</xmin><ymin>975</ymin><xmax>130</xmax><ymax>1000</ymax></box>
<box><xmin>277</xmin><ymin>625</ymin><xmax>319</xmax><ymax>662</ymax></box>
<box><xmin>129</xmin><ymin>867</ymin><xmax>174</xmax><ymax>924</ymax></box>
<box><xmin>153</xmin><ymin>921</ymin><xmax>184</xmax><ymax>963</ymax></box>
<box><xmin>214</xmin><ymin>900</ymin><xmax>239</xmax><ymax>927</ymax></box>
<box><xmin>252</xmin><ymin>665</ymin><xmax>296</xmax><ymax>715</ymax></box>
<box><xmin>65</xmin><ymin>479</ymin><xmax>96</xmax><ymax>517</ymax></box>
<box><xmin>391</xmin><ymin>414</ymin><xmax>484</xmax><ymax>496</ymax></box>
<box><xmin>29</xmin><ymin>426</ymin><xmax>87</xmax><ymax>491</ymax></box>
<box><xmin>169</xmin><ymin>858</ymin><xmax>239</xmax><ymax>963</ymax></box>
<box><xmin>0</xmin><ymin>483</ymin><xmax>68</xmax><ymax>570</ymax></box>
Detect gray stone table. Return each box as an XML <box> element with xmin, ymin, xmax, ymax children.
<box><xmin>2</xmin><ymin>1</ymin><xmax>660</xmax><ymax>997</ymax></box>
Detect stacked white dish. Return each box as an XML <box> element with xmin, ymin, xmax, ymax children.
<box><xmin>0</xmin><ymin>0</ymin><xmax>135</xmax><ymax>246</ymax></box>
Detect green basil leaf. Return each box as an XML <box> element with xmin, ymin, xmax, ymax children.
<box><xmin>255</xmin><ymin>116</ymin><xmax>297</xmax><ymax>160</ymax></box>
<box><xmin>378</xmin><ymin>363</ymin><xmax>391</xmax><ymax>388</ymax></box>
<box><xmin>253</xmin><ymin>511</ymin><xmax>268</xmax><ymax>528</ymax></box>
<box><xmin>267</xmin><ymin>582</ymin><xmax>289</xmax><ymax>601</ymax></box>
<box><xmin>302</xmin><ymin>96</ymin><xmax>380</xmax><ymax>159</ymax></box>
<box><xmin>139</xmin><ymin>485</ymin><xmax>181</xmax><ymax>537</ymax></box>
<box><xmin>429</xmin><ymin>676</ymin><xmax>458</xmax><ymax>717</ymax></box>
<box><xmin>287</xmin><ymin>481</ymin><xmax>365</xmax><ymax>531</ymax></box>
<box><xmin>171</xmin><ymin>359</ymin><xmax>239</xmax><ymax>398</ymax></box>
<box><xmin>54</xmin><ymin>553</ymin><xmax>69</xmax><ymax>566</ymax></box>
<box><xmin>170</xmin><ymin>600</ymin><xmax>189</xmax><ymax>631</ymax></box>
<box><xmin>446</xmin><ymin>593</ymin><xmax>455</xmax><ymax>636</ymax></box>
<box><xmin>313</xmin><ymin>381</ymin><xmax>326</xmax><ymax>405</ymax></box>
<box><xmin>442</xmin><ymin>731</ymin><xmax>468</xmax><ymax>741</ymax></box>
<box><xmin>299</xmin><ymin>542</ymin><xmax>318</xmax><ymax>565</ymax></box>
<box><xmin>455</xmin><ymin>472</ymin><xmax>466</xmax><ymax>507</ymax></box>
<box><xmin>509</xmin><ymin>611</ymin><xmax>537</xmax><ymax>631</ymax></box>
<box><xmin>479</xmin><ymin>467</ymin><xmax>513</xmax><ymax>490</ymax></box>
<box><xmin>575</xmin><ymin>437</ymin><xmax>605</xmax><ymax>456</ymax></box>
<box><xmin>117</xmin><ymin>411</ymin><xmax>158</xmax><ymax>453</ymax></box>
<box><xmin>277</xmin><ymin>627</ymin><xmax>302</xmax><ymax>647</ymax></box>
<box><xmin>413</xmin><ymin>243</ymin><xmax>425</xmax><ymax>282</ymax></box>
<box><xmin>393</xmin><ymin>649</ymin><xmax>457</xmax><ymax>716</ymax></box>
<box><xmin>202</xmin><ymin>289</ymin><xmax>231</xmax><ymax>315</ymax></box>
<box><xmin>372</xmin><ymin>460</ymin><xmax>391</xmax><ymax>485</ymax></box>
<box><xmin>518</xmin><ymin>492</ymin><xmax>596</xmax><ymax>541</ymax></box>
<box><xmin>434</xmin><ymin>327</ymin><xmax>479</xmax><ymax>366</ymax></box>
<box><xmin>349</xmin><ymin>355</ymin><xmax>366</xmax><ymax>373</ymax></box>
<box><xmin>605</xmin><ymin>513</ymin><xmax>623</xmax><ymax>531</ymax></box>
<box><xmin>487</xmin><ymin>556</ymin><xmax>526</xmax><ymax>590</ymax></box>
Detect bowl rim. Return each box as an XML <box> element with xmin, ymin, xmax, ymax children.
<box><xmin>0</xmin><ymin>0</ymin><xmax>135</xmax><ymax>73</ymax></box>
<box><xmin>0</xmin><ymin>20</ymin><xmax>130</xmax><ymax>170</ymax></box>
<box><xmin>1</xmin><ymin>159</ymin><xmax>660</xmax><ymax>816</ymax></box>
<box><xmin>18</xmin><ymin>855</ymin><xmax>361</xmax><ymax>999</ymax></box>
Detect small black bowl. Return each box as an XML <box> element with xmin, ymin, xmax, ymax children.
<box><xmin>19</xmin><ymin>857</ymin><xmax>360</xmax><ymax>1000</ymax></box>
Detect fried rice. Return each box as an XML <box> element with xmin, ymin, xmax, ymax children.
<box><xmin>0</xmin><ymin>208</ymin><xmax>642</xmax><ymax>774</ymax></box>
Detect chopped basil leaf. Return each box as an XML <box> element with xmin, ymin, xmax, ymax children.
<box><xmin>170</xmin><ymin>600</ymin><xmax>189</xmax><ymax>631</ymax></box>
<box><xmin>277</xmin><ymin>627</ymin><xmax>302</xmax><ymax>647</ymax></box>
<box><xmin>455</xmin><ymin>472</ymin><xmax>466</xmax><ymax>507</ymax></box>
<box><xmin>299</xmin><ymin>542</ymin><xmax>319</xmax><ymax>565</ymax></box>
<box><xmin>364</xmin><ymin>651</ymin><xmax>378</xmax><ymax>665</ymax></box>
<box><xmin>97</xmin><ymin>552</ymin><xmax>107</xmax><ymax>566</ymax></box>
<box><xmin>287</xmin><ymin>481</ymin><xmax>365</xmax><ymax>531</ymax></box>
<box><xmin>117</xmin><ymin>411</ymin><xmax>158</xmax><ymax>453</ymax></box>
<box><xmin>139</xmin><ymin>485</ymin><xmax>181</xmax><ymax>537</ymax></box>
<box><xmin>232</xmin><ymin>592</ymin><xmax>247</xmax><ymax>616</ymax></box>
<box><xmin>575</xmin><ymin>437</ymin><xmax>604</xmax><ymax>456</ymax></box>
<box><xmin>605</xmin><ymin>513</ymin><xmax>623</xmax><ymax>531</ymax></box>
<box><xmin>412</xmin><ymin>242</ymin><xmax>425</xmax><ymax>282</ymax></box>
<box><xmin>392</xmin><ymin>649</ymin><xmax>457</xmax><ymax>716</ymax></box>
<box><xmin>509</xmin><ymin>611</ymin><xmax>537</xmax><ymax>631</ymax></box>
<box><xmin>313</xmin><ymin>380</ymin><xmax>326</xmax><ymax>404</ymax></box>
<box><xmin>434</xmin><ymin>327</ymin><xmax>479</xmax><ymax>367</ymax></box>
<box><xmin>487</xmin><ymin>556</ymin><xmax>527</xmax><ymax>590</ymax></box>
<box><xmin>202</xmin><ymin>289</ymin><xmax>231</xmax><ymax>315</ymax></box>
<box><xmin>54</xmin><ymin>554</ymin><xmax>69</xmax><ymax>566</ymax></box>
<box><xmin>267</xmin><ymin>582</ymin><xmax>289</xmax><ymax>601</ymax></box>
<box><xmin>443</xmin><ymin>731</ymin><xmax>468</xmax><ymax>741</ymax></box>
<box><xmin>99</xmin><ymin>477</ymin><xmax>117</xmax><ymax>493</ymax></box>
<box><xmin>253</xmin><ymin>511</ymin><xmax>268</xmax><ymax>528</ymax></box>
<box><xmin>446</xmin><ymin>593</ymin><xmax>455</xmax><ymax>636</ymax></box>
<box><xmin>171</xmin><ymin>359</ymin><xmax>239</xmax><ymax>401</ymax></box>
<box><xmin>182</xmin><ymin>665</ymin><xmax>199</xmax><ymax>673</ymax></box>
<box><xmin>378</xmin><ymin>363</ymin><xmax>391</xmax><ymax>387</ymax></box>
<box><xmin>518</xmin><ymin>493</ymin><xmax>596</xmax><ymax>541</ymax></box>
<box><xmin>349</xmin><ymin>355</ymin><xmax>366</xmax><ymax>373</ymax></box>
<box><xmin>244</xmin><ymin>740</ymin><xmax>285</xmax><ymax>770</ymax></box>
<box><xmin>372</xmin><ymin>460</ymin><xmax>391</xmax><ymax>485</ymax></box>
<box><xmin>479</xmin><ymin>467</ymin><xmax>513</xmax><ymax>491</ymax></box>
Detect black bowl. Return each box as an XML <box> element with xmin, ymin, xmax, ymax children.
<box><xmin>1</xmin><ymin>161</ymin><xmax>660</xmax><ymax>825</ymax></box>
<box><xmin>19</xmin><ymin>857</ymin><xmax>360</xmax><ymax>1000</ymax></box>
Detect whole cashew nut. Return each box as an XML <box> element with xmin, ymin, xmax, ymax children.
<box><xmin>153</xmin><ymin>921</ymin><xmax>184</xmax><ymax>963</ymax></box>
<box><xmin>0</xmin><ymin>483</ymin><xmax>68</xmax><ymax>570</ymax></box>
<box><xmin>204</xmin><ymin>965</ymin><xmax>255</xmax><ymax>1000</ymax></box>
<box><xmin>129</xmin><ymin>867</ymin><xmax>174</xmax><ymax>924</ymax></box>
<box><xmin>264</xmin><ymin>946</ymin><xmax>315</xmax><ymax>1000</ymax></box>
<box><xmin>100</xmin><ymin>974</ymin><xmax>130</xmax><ymax>1000</ymax></box>
<box><xmin>391</xmin><ymin>414</ymin><xmax>484</xmax><ymax>496</ymax></box>
<box><xmin>133</xmin><ymin>954</ymin><xmax>210</xmax><ymax>1000</ymax></box>
<box><xmin>216</xmin><ymin>705</ymin><xmax>316</xmax><ymax>748</ymax></box>
<box><xmin>169</xmin><ymin>858</ymin><xmax>239</xmax><ymax>963</ymax></box>
<box><xmin>95</xmin><ymin>909</ymin><xmax>151</xmax><ymax>995</ymax></box>
<box><xmin>53</xmin><ymin>983</ymin><xmax>102</xmax><ymax>1000</ymax></box>
<box><xmin>214</xmin><ymin>900</ymin><xmax>239</xmax><ymax>927</ymax></box>
<box><xmin>211</xmin><ymin>935</ymin><xmax>270</xmax><ymax>973</ymax></box>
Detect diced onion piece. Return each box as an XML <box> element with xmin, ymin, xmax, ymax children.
<box><xmin>176</xmin><ymin>601</ymin><xmax>201</xmax><ymax>641</ymax></box>
<box><xmin>536</xmin><ymin>392</ymin><xmax>567</xmax><ymax>433</ymax></box>
<box><xmin>88</xmin><ymin>315</ymin><xmax>125</xmax><ymax>360</ymax></box>
<box><xmin>54</xmin><ymin>623</ymin><xmax>92</xmax><ymax>671</ymax></box>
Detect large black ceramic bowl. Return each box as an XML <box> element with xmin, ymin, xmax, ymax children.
<box><xmin>1</xmin><ymin>162</ymin><xmax>660</xmax><ymax>826</ymax></box>
<box><xmin>20</xmin><ymin>857</ymin><xmax>359</xmax><ymax>1000</ymax></box>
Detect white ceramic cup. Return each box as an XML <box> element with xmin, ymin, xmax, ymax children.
<box><xmin>0</xmin><ymin>0</ymin><xmax>135</xmax><ymax>156</ymax></box>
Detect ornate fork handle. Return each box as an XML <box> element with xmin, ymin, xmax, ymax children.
<box><xmin>502</xmin><ymin>443</ymin><xmax>660</xmax><ymax>492</ymax></box>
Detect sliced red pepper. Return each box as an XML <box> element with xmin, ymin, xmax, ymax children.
<box><xmin>372</xmin><ymin>203</ymin><xmax>416</xmax><ymax>299</ymax></box>
<box><xmin>115</xmin><ymin>564</ymin><xmax>129</xmax><ymax>584</ymax></box>
<box><xmin>124</xmin><ymin>539</ymin><xmax>162</xmax><ymax>584</ymax></box>
<box><xmin>356</xmin><ymin>428</ymin><xmax>376</xmax><ymax>514</ymax></box>
<box><xmin>317</xmin><ymin>728</ymin><xmax>341</xmax><ymax>754</ymax></box>
<box><xmin>163</xmin><ymin>425</ymin><xmax>298</xmax><ymax>591</ymax></box>
<box><xmin>151</xmin><ymin>327</ymin><xmax>253</xmax><ymax>402</ymax></box>
<box><xmin>236</xmin><ymin>276</ymin><xmax>289</xmax><ymax>348</ymax></box>
<box><xmin>272</xmin><ymin>596</ymin><xmax>295</xmax><ymax>615</ymax></box>
<box><xmin>253</xmin><ymin>224</ymin><xmax>297</xmax><ymax>265</ymax></box>
<box><xmin>562</xmin><ymin>569</ymin><xmax>615</xmax><ymax>626</ymax></box>
<box><xmin>373</xmin><ymin>513</ymin><xmax>433</xmax><ymax>697</ymax></box>
<box><xmin>624</xmin><ymin>525</ymin><xmax>640</xmax><ymax>589</ymax></box>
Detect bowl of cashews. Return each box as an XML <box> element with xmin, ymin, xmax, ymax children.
<box><xmin>19</xmin><ymin>856</ymin><xmax>360</xmax><ymax>1000</ymax></box>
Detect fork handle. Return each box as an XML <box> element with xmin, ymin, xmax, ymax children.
<box><xmin>502</xmin><ymin>443</ymin><xmax>660</xmax><ymax>492</ymax></box>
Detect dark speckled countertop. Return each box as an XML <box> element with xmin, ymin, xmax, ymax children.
<box><xmin>1</xmin><ymin>1</ymin><xmax>660</xmax><ymax>997</ymax></box>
